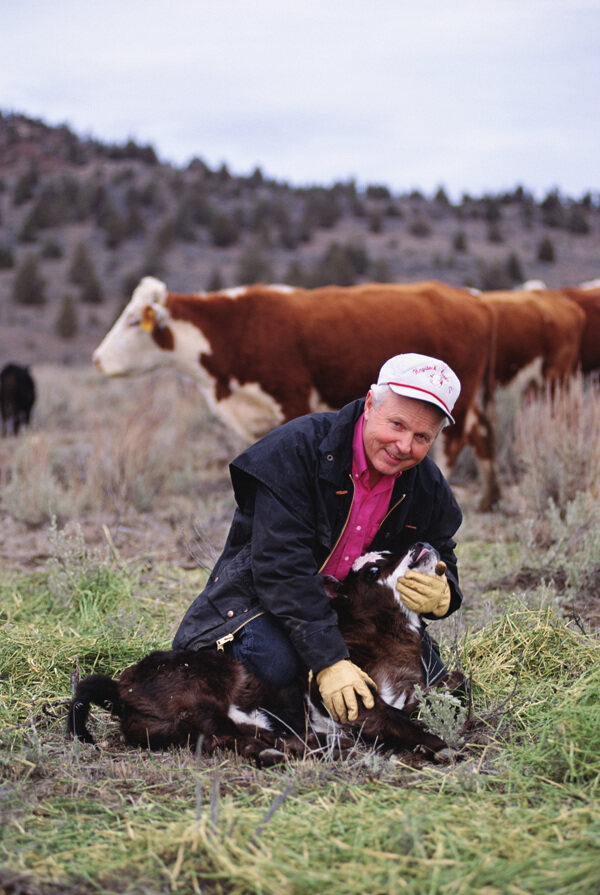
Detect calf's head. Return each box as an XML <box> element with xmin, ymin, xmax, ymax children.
<box><xmin>329</xmin><ymin>542</ymin><xmax>444</xmax><ymax>614</ymax></box>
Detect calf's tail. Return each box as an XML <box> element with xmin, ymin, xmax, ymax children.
<box><xmin>67</xmin><ymin>674</ymin><xmax>121</xmax><ymax>744</ymax></box>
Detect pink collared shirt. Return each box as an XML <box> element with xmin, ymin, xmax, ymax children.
<box><xmin>321</xmin><ymin>414</ymin><xmax>401</xmax><ymax>580</ymax></box>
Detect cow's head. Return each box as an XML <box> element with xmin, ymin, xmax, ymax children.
<box><xmin>92</xmin><ymin>277</ymin><xmax>175</xmax><ymax>376</ymax></box>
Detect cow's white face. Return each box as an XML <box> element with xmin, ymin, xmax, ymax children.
<box><xmin>92</xmin><ymin>277</ymin><xmax>210</xmax><ymax>378</ymax></box>
<box><xmin>93</xmin><ymin>277</ymin><xmax>170</xmax><ymax>376</ymax></box>
<box><xmin>92</xmin><ymin>277</ymin><xmax>285</xmax><ymax>443</ymax></box>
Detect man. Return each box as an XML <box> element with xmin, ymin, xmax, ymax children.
<box><xmin>173</xmin><ymin>353</ymin><xmax>464</xmax><ymax>724</ymax></box>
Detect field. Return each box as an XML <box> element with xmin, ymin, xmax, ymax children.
<box><xmin>1</xmin><ymin>365</ymin><xmax>600</xmax><ymax>895</ymax></box>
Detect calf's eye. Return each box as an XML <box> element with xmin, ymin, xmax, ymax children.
<box><xmin>364</xmin><ymin>565</ymin><xmax>380</xmax><ymax>581</ymax></box>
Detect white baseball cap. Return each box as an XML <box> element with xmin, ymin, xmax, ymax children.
<box><xmin>376</xmin><ymin>353</ymin><xmax>461</xmax><ymax>424</ymax></box>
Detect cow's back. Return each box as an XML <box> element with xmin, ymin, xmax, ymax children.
<box><xmin>289</xmin><ymin>281</ymin><xmax>493</xmax><ymax>414</ymax></box>
<box><xmin>168</xmin><ymin>280</ymin><xmax>494</xmax><ymax>438</ymax></box>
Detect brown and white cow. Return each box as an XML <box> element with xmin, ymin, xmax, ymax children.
<box><xmin>68</xmin><ymin>543</ymin><xmax>465</xmax><ymax>765</ymax></box>
<box><xmin>93</xmin><ymin>277</ymin><xmax>497</xmax><ymax>499</ymax></box>
<box><xmin>520</xmin><ymin>279</ymin><xmax>600</xmax><ymax>375</ymax></box>
<box><xmin>480</xmin><ymin>288</ymin><xmax>586</xmax><ymax>389</ymax></box>
<box><xmin>459</xmin><ymin>287</ymin><xmax>586</xmax><ymax>506</ymax></box>
<box><xmin>552</xmin><ymin>285</ymin><xmax>600</xmax><ymax>374</ymax></box>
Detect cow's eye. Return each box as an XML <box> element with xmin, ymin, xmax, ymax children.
<box><xmin>364</xmin><ymin>565</ymin><xmax>380</xmax><ymax>581</ymax></box>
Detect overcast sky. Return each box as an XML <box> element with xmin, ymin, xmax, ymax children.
<box><xmin>2</xmin><ymin>0</ymin><xmax>599</xmax><ymax>200</ymax></box>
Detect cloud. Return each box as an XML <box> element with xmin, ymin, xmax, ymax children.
<box><xmin>2</xmin><ymin>0</ymin><xmax>599</xmax><ymax>198</ymax></box>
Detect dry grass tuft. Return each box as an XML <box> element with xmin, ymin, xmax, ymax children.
<box><xmin>514</xmin><ymin>373</ymin><xmax>600</xmax><ymax>517</ymax></box>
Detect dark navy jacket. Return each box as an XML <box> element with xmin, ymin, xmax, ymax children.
<box><xmin>172</xmin><ymin>398</ymin><xmax>463</xmax><ymax>672</ymax></box>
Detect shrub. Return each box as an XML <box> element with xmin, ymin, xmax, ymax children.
<box><xmin>2</xmin><ymin>435</ymin><xmax>69</xmax><ymax>525</ymax></box>
<box><xmin>408</xmin><ymin>217</ymin><xmax>431</xmax><ymax>238</ymax></box>
<box><xmin>370</xmin><ymin>256</ymin><xmax>391</xmax><ymax>282</ymax></box>
<box><xmin>210</xmin><ymin>213</ymin><xmax>239</xmax><ymax>247</ymax></box>
<box><xmin>235</xmin><ymin>243</ymin><xmax>273</xmax><ymax>284</ymax></box>
<box><xmin>17</xmin><ymin>212</ymin><xmax>38</xmax><ymax>243</ymax></box>
<box><xmin>566</xmin><ymin>207</ymin><xmax>590</xmax><ymax>235</ymax></box>
<box><xmin>68</xmin><ymin>242</ymin><xmax>95</xmax><ymax>286</ymax></box>
<box><xmin>452</xmin><ymin>230</ymin><xmax>468</xmax><ymax>252</ymax></box>
<box><xmin>303</xmin><ymin>188</ymin><xmax>341</xmax><ymax>229</ymax></box>
<box><xmin>537</xmin><ymin>236</ymin><xmax>555</xmax><ymax>263</ymax></box>
<box><xmin>41</xmin><ymin>237</ymin><xmax>64</xmax><ymax>259</ymax></box>
<box><xmin>540</xmin><ymin>190</ymin><xmax>565</xmax><ymax>228</ymax></box>
<box><xmin>13</xmin><ymin>168</ymin><xmax>38</xmax><ymax>206</ymax></box>
<box><xmin>434</xmin><ymin>186</ymin><xmax>451</xmax><ymax>206</ymax></box>
<box><xmin>483</xmin><ymin>197</ymin><xmax>501</xmax><ymax>222</ymax></box>
<box><xmin>25</xmin><ymin>177</ymin><xmax>83</xmax><ymax>229</ymax></box>
<box><xmin>55</xmin><ymin>294</ymin><xmax>79</xmax><ymax>339</ymax></box>
<box><xmin>102</xmin><ymin>209</ymin><xmax>127</xmax><ymax>248</ymax></box>
<box><xmin>80</xmin><ymin>274</ymin><xmax>104</xmax><ymax>304</ymax></box>
<box><xmin>478</xmin><ymin>261</ymin><xmax>513</xmax><ymax>291</ymax></box>
<box><xmin>172</xmin><ymin>200</ymin><xmax>197</xmax><ymax>242</ymax></box>
<box><xmin>368</xmin><ymin>212</ymin><xmax>382</xmax><ymax>234</ymax></box>
<box><xmin>0</xmin><ymin>243</ymin><xmax>14</xmax><ymax>268</ymax></box>
<box><xmin>283</xmin><ymin>260</ymin><xmax>306</xmax><ymax>287</ymax></box>
<box><xmin>45</xmin><ymin>515</ymin><xmax>110</xmax><ymax>608</ymax></box>
<box><xmin>365</xmin><ymin>184</ymin><xmax>391</xmax><ymax>200</ymax></box>
<box><xmin>13</xmin><ymin>253</ymin><xmax>46</xmax><ymax>305</ymax></box>
<box><xmin>206</xmin><ymin>268</ymin><xmax>224</xmax><ymax>291</ymax></box>
<box><xmin>307</xmin><ymin>241</ymin><xmax>370</xmax><ymax>287</ymax></box>
<box><xmin>487</xmin><ymin>223</ymin><xmax>504</xmax><ymax>243</ymax></box>
<box><xmin>506</xmin><ymin>251</ymin><xmax>524</xmax><ymax>283</ymax></box>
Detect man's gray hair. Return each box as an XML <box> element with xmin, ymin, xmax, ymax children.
<box><xmin>369</xmin><ymin>383</ymin><xmax>392</xmax><ymax>407</ymax></box>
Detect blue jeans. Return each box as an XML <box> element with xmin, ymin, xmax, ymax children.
<box><xmin>229</xmin><ymin>613</ymin><xmax>303</xmax><ymax>686</ymax></box>
<box><xmin>228</xmin><ymin>613</ymin><xmax>448</xmax><ymax>688</ymax></box>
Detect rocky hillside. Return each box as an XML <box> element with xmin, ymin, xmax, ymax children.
<box><xmin>0</xmin><ymin>111</ymin><xmax>598</xmax><ymax>367</ymax></box>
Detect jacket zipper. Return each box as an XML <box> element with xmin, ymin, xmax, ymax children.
<box><xmin>380</xmin><ymin>492</ymin><xmax>407</xmax><ymax>525</ymax></box>
<box><xmin>215</xmin><ymin>610</ymin><xmax>265</xmax><ymax>651</ymax></box>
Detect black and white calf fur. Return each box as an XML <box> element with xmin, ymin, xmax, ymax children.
<box><xmin>68</xmin><ymin>543</ymin><xmax>465</xmax><ymax>765</ymax></box>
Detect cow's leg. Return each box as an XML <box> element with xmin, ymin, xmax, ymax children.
<box><xmin>349</xmin><ymin>695</ymin><xmax>446</xmax><ymax>755</ymax></box>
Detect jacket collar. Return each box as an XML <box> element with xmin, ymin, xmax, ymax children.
<box><xmin>317</xmin><ymin>399</ymin><xmax>364</xmax><ymax>484</ymax></box>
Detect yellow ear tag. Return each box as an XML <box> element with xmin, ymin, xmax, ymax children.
<box><xmin>140</xmin><ymin>306</ymin><xmax>155</xmax><ymax>332</ymax></box>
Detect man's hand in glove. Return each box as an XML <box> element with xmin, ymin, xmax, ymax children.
<box><xmin>316</xmin><ymin>659</ymin><xmax>376</xmax><ymax>723</ymax></box>
<box><xmin>396</xmin><ymin>570</ymin><xmax>451</xmax><ymax>617</ymax></box>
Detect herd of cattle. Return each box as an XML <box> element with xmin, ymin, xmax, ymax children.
<box><xmin>91</xmin><ymin>276</ymin><xmax>600</xmax><ymax>510</ymax></box>
<box><xmin>2</xmin><ymin>276</ymin><xmax>598</xmax><ymax>509</ymax></box>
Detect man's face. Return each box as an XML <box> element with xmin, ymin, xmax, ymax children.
<box><xmin>362</xmin><ymin>389</ymin><xmax>445</xmax><ymax>481</ymax></box>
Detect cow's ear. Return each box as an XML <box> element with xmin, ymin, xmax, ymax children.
<box><xmin>140</xmin><ymin>305</ymin><xmax>156</xmax><ymax>331</ymax></box>
<box><xmin>323</xmin><ymin>575</ymin><xmax>343</xmax><ymax>600</ymax></box>
<box><xmin>141</xmin><ymin>303</ymin><xmax>170</xmax><ymax>331</ymax></box>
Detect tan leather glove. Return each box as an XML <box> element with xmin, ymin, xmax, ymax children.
<box><xmin>396</xmin><ymin>571</ymin><xmax>451</xmax><ymax>617</ymax></box>
<box><xmin>316</xmin><ymin>659</ymin><xmax>376</xmax><ymax>723</ymax></box>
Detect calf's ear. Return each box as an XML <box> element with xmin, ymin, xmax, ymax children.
<box><xmin>322</xmin><ymin>575</ymin><xmax>344</xmax><ymax>600</ymax></box>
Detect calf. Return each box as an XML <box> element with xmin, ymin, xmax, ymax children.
<box><xmin>68</xmin><ymin>544</ymin><xmax>464</xmax><ymax>765</ymax></box>
<box><xmin>0</xmin><ymin>363</ymin><xmax>36</xmax><ymax>436</ymax></box>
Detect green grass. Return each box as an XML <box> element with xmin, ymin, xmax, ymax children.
<box><xmin>2</xmin><ymin>556</ymin><xmax>600</xmax><ymax>895</ymax></box>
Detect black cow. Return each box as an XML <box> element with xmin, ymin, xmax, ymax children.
<box><xmin>68</xmin><ymin>543</ymin><xmax>466</xmax><ymax>765</ymax></box>
<box><xmin>0</xmin><ymin>364</ymin><xmax>36</xmax><ymax>435</ymax></box>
